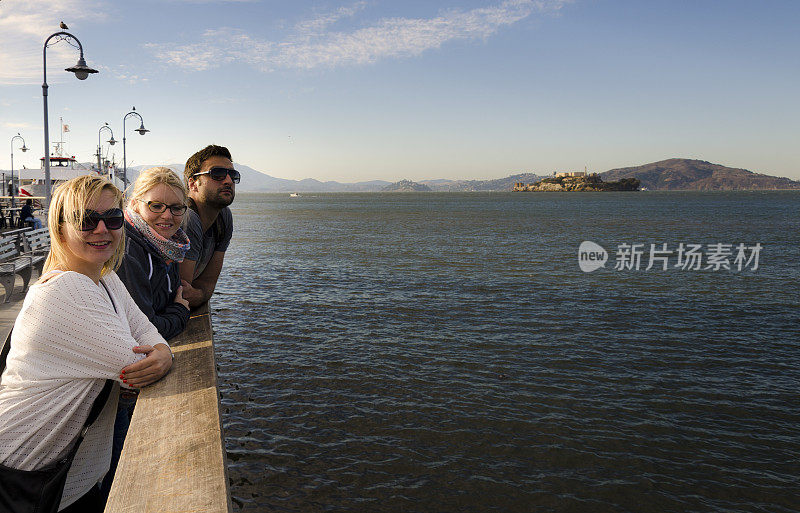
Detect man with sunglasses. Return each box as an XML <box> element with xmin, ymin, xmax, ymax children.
<box><xmin>180</xmin><ymin>145</ymin><xmax>238</xmax><ymax>308</ymax></box>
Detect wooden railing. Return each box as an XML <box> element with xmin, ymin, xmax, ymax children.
<box><xmin>105</xmin><ymin>303</ymin><xmax>232</xmax><ymax>512</ymax></box>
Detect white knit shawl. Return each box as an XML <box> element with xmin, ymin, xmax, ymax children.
<box><xmin>0</xmin><ymin>271</ymin><xmax>167</xmax><ymax>509</ymax></box>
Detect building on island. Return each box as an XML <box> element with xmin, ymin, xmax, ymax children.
<box><xmin>513</xmin><ymin>169</ymin><xmax>594</xmax><ymax>191</ymax></box>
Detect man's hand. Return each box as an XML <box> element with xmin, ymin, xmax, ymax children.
<box><xmin>180</xmin><ymin>279</ymin><xmax>205</xmax><ymax>307</ymax></box>
<box><xmin>120</xmin><ymin>344</ymin><xmax>173</xmax><ymax>388</ymax></box>
<box><xmin>180</xmin><ymin>251</ymin><xmax>226</xmax><ymax>308</ymax></box>
<box><xmin>174</xmin><ymin>284</ymin><xmax>190</xmax><ymax>310</ymax></box>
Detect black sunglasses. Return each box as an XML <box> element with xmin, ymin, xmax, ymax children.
<box><xmin>137</xmin><ymin>199</ymin><xmax>188</xmax><ymax>216</ymax></box>
<box><xmin>194</xmin><ymin>167</ymin><xmax>240</xmax><ymax>184</ymax></box>
<box><xmin>75</xmin><ymin>208</ymin><xmax>125</xmax><ymax>231</ymax></box>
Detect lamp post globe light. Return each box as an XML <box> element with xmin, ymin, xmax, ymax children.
<box><xmin>97</xmin><ymin>122</ymin><xmax>116</xmax><ymax>176</ymax></box>
<box><xmin>122</xmin><ymin>107</ymin><xmax>149</xmax><ymax>191</ymax></box>
<box><xmin>42</xmin><ymin>30</ymin><xmax>98</xmax><ymax>208</ymax></box>
<box><xmin>10</xmin><ymin>133</ymin><xmax>28</xmax><ymax>206</ymax></box>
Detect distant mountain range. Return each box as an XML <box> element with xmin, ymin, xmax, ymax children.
<box><xmin>420</xmin><ymin>173</ymin><xmax>546</xmax><ymax>192</ymax></box>
<box><xmin>122</xmin><ymin>159</ymin><xmax>798</xmax><ymax>192</ymax></box>
<box><xmin>129</xmin><ymin>164</ymin><xmax>392</xmax><ymax>192</ymax></box>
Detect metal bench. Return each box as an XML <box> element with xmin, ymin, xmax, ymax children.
<box><xmin>22</xmin><ymin>227</ymin><xmax>50</xmax><ymax>252</ymax></box>
<box><xmin>1</xmin><ymin>227</ymin><xmax>32</xmax><ymax>239</ymax></box>
<box><xmin>0</xmin><ymin>238</ymin><xmax>34</xmax><ymax>303</ymax></box>
<box><xmin>22</xmin><ymin>228</ymin><xmax>49</xmax><ymax>275</ymax></box>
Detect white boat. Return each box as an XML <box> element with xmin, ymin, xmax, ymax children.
<box><xmin>20</xmin><ymin>139</ymin><xmax>122</xmax><ymax>199</ymax></box>
<box><xmin>20</xmin><ymin>155</ymin><xmax>93</xmax><ymax>199</ymax></box>
<box><xmin>289</xmin><ymin>193</ymin><xmax>300</xmax><ymax>197</ymax></box>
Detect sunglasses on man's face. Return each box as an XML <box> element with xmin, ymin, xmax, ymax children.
<box><xmin>194</xmin><ymin>167</ymin><xmax>241</xmax><ymax>184</ymax></box>
<box><xmin>76</xmin><ymin>208</ymin><xmax>125</xmax><ymax>231</ymax></box>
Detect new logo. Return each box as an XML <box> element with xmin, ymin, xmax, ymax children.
<box><xmin>578</xmin><ymin>241</ymin><xmax>608</xmax><ymax>272</ymax></box>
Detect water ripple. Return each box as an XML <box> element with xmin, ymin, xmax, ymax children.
<box><xmin>213</xmin><ymin>192</ymin><xmax>800</xmax><ymax>512</ymax></box>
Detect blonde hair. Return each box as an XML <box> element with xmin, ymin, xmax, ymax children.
<box><xmin>43</xmin><ymin>175</ymin><xmax>125</xmax><ymax>277</ymax></box>
<box><xmin>128</xmin><ymin>166</ymin><xmax>188</xmax><ymax>226</ymax></box>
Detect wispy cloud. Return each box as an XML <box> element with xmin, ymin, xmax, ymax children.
<box><xmin>164</xmin><ymin>0</ymin><xmax>258</xmax><ymax>3</ymax></box>
<box><xmin>0</xmin><ymin>0</ymin><xmax>107</xmax><ymax>85</ymax></box>
<box><xmin>149</xmin><ymin>0</ymin><xmax>570</xmax><ymax>72</ymax></box>
<box><xmin>95</xmin><ymin>64</ymin><xmax>151</xmax><ymax>84</ymax></box>
<box><xmin>208</xmin><ymin>96</ymin><xmax>244</xmax><ymax>104</ymax></box>
<box><xmin>294</xmin><ymin>2</ymin><xmax>369</xmax><ymax>37</ymax></box>
<box><xmin>1</xmin><ymin>121</ymin><xmax>37</xmax><ymax>130</ymax></box>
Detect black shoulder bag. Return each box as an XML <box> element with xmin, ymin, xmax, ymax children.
<box><xmin>0</xmin><ymin>278</ymin><xmax>118</xmax><ymax>513</ymax></box>
<box><xmin>0</xmin><ymin>380</ymin><xmax>113</xmax><ymax>513</ymax></box>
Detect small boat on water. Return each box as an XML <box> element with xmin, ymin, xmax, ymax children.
<box><xmin>289</xmin><ymin>193</ymin><xmax>300</xmax><ymax>197</ymax></box>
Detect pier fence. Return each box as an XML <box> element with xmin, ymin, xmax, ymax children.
<box><xmin>105</xmin><ymin>303</ymin><xmax>232</xmax><ymax>512</ymax></box>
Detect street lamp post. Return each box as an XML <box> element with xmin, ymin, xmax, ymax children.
<box><xmin>10</xmin><ymin>133</ymin><xmax>28</xmax><ymax>206</ymax></box>
<box><xmin>122</xmin><ymin>107</ymin><xmax>149</xmax><ymax>192</ymax></box>
<box><xmin>42</xmin><ymin>30</ymin><xmax>98</xmax><ymax>208</ymax></box>
<box><xmin>97</xmin><ymin>122</ymin><xmax>116</xmax><ymax>175</ymax></box>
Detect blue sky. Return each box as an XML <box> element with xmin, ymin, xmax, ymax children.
<box><xmin>1</xmin><ymin>0</ymin><xmax>798</xmax><ymax>182</ymax></box>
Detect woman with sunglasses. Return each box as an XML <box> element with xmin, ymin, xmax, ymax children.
<box><xmin>100</xmin><ymin>167</ymin><xmax>191</xmax><ymax>499</ymax></box>
<box><xmin>0</xmin><ymin>175</ymin><xmax>172</xmax><ymax>511</ymax></box>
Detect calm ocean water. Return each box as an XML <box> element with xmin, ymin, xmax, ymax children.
<box><xmin>211</xmin><ymin>192</ymin><xmax>799</xmax><ymax>512</ymax></box>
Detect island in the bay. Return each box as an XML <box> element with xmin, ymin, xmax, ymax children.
<box><xmin>381</xmin><ymin>179</ymin><xmax>432</xmax><ymax>192</ymax></box>
<box><xmin>512</xmin><ymin>172</ymin><xmax>640</xmax><ymax>192</ymax></box>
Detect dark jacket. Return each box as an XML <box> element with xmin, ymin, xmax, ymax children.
<box><xmin>117</xmin><ymin>220</ymin><xmax>190</xmax><ymax>340</ymax></box>
<box><xmin>21</xmin><ymin>204</ymin><xmax>34</xmax><ymax>220</ymax></box>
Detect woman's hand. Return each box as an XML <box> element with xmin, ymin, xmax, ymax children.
<box><xmin>174</xmin><ymin>285</ymin><xmax>190</xmax><ymax>310</ymax></box>
<box><xmin>120</xmin><ymin>344</ymin><xmax>173</xmax><ymax>388</ymax></box>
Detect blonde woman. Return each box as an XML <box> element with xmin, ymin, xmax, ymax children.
<box><xmin>101</xmin><ymin>166</ymin><xmax>190</xmax><ymax>500</ymax></box>
<box><xmin>0</xmin><ymin>175</ymin><xmax>172</xmax><ymax>512</ymax></box>
<box><xmin>117</xmin><ymin>166</ymin><xmax>191</xmax><ymax>339</ymax></box>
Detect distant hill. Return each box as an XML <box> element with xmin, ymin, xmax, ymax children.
<box><xmin>420</xmin><ymin>173</ymin><xmax>546</xmax><ymax>192</ymax></box>
<box><xmin>600</xmin><ymin>159</ymin><xmax>800</xmax><ymax>190</ymax></box>
<box><xmin>382</xmin><ymin>179</ymin><xmax>431</xmax><ymax>192</ymax></box>
<box><xmin>129</xmin><ymin>164</ymin><xmax>391</xmax><ymax>192</ymax></box>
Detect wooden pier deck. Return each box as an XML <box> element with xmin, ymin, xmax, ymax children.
<box><xmin>0</xmin><ymin>273</ymin><xmax>34</xmax><ymax>351</ymax></box>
